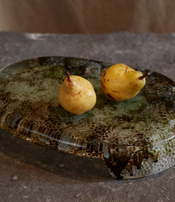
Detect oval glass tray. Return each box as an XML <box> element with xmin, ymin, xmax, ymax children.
<box><xmin>0</xmin><ymin>56</ymin><xmax>175</xmax><ymax>180</ymax></box>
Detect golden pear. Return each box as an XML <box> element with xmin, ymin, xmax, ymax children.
<box><xmin>101</xmin><ymin>63</ymin><xmax>147</xmax><ymax>101</ymax></box>
<box><xmin>58</xmin><ymin>72</ymin><xmax>96</xmax><ymax>114</ymax></box>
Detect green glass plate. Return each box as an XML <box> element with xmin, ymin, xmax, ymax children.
<box><xmin>0</xmin><ymin>56</ymin><xmax>175</xmax><ymax>179</ymax></box>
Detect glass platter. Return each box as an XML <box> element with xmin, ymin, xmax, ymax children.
<box><xmin>0</xmin><ymin>56</ymin><xmax>175</xmax><ymax>180</ymax></box>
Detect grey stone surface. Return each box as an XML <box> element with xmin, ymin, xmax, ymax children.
<box><xmin>0</xmin><ymin>31</ymin><xmax>175</xmax><ymax>202</ymax></box>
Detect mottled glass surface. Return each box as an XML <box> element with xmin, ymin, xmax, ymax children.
<box><xmin>0</xmin><ymin>56</ymin><xmax>175</xmax><ymax>179</ymax></box>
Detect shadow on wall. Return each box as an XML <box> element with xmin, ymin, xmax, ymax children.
<box><xmin>0</xmin><ymin>0</ymin><xmax>175</xmax><ymax>34</ymax></box>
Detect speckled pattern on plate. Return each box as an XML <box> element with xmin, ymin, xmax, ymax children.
<box><xmin>0</xmin><ymin>56</ymin><xmax>175</xmax><ymax>179</ymax></box>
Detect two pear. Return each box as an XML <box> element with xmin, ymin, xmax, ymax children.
<box><xmin>58</xmin><ymin>64</ymin><xmax>147</xmax><ymax>115</ymax></box>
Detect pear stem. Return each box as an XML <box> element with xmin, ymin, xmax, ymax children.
<box><xmin>138</xmin><ymin>72</ymin><xmax>149</xmax><ymax>80</ymax></box>
<box><xmin>66</xmin><ymin>71</ymin><xmax>71</xmax><ymax>82</ymax></box>
<box><xmin>125</xmin><ymin>67</ymin><xmax>128</xmax><ymax>75</ymax></box>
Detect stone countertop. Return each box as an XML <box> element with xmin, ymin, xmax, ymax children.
<box><xmin>0</xmin><ymin>31</ymin><xmax>175</xmax><ymax>202</ymax></box>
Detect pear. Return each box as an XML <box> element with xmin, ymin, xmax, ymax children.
<box><xmin>101</xmin><ymin>63</ymin><xmax>148</xmax><ymax>101</ymax></box>
<box><xmin>58</xmin><ymin>72</ymin><xmax>96</xmax><ymax>114</ymax></box>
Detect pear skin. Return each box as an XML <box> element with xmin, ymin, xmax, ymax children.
<box><xmin>59</xmin><ymin>72</ymin><xmax>96</xmax><ymax>114</ymax></box>
<box><xmin>101</xmin><ymin>63</ymin><xmax>147</xmax><ymax>101</ymax></box>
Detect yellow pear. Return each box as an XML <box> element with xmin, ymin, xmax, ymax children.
<box><xmin>101</xmin><ymin>63</ymin><xmax>147</xmax><ymax>101</ymax></box>
<box><xmin>58</xmin><ymin>72</ymin><xmax>96</xmax><ymax>114</ymax></box>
